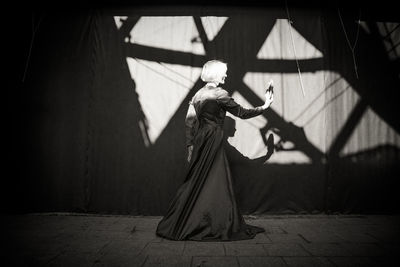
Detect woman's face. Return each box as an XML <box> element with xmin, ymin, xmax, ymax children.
<box><xmin>218</xmin><ymin>70</ymin><xmax>227</xmax><ymax>84</ymax></box>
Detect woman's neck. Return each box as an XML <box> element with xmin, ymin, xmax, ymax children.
<box><xmin>206</xmin><ymin>82</ymin><xmax>219</xmax><ymax>88</ymax></box>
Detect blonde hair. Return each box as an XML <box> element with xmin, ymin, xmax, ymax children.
<box><xmin>200</xmin><ymin>60</ymin><xmax>227</xmax><ymax>83</ymax></box>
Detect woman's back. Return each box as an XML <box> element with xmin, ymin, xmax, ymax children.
<box><xmin>192</xmin><ymin>87</ymin><xmax>226</xmax><ymax>125</ymax></box>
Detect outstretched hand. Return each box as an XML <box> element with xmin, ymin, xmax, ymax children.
<box><xmin>262</xmin><ymin>80</ymin><xmax>274</xmax><ymax>110</ymax></box>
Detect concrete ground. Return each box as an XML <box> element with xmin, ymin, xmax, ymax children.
<box><xmin>3</xmin><ymin>214</ymin><xmax>399</xmax><ymax>266</ymax></box>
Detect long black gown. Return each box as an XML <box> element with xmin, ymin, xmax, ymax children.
<box><xmin>156</xmin><ymin>85</ymin><xmax>265</xmax><ymax>241</ymax></box>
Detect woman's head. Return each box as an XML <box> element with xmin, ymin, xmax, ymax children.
<box><xmin>200</xmin><ymin>60</ymin><xmax>228</xmax><ymax>85</ymax></box>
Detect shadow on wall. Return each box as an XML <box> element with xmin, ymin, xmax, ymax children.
<box><xmin>224</xmin><ymin>116</ymin><xmax>400</xmax><ymax>214</ymax></box>
<box><xmin>20</xmin><ymin>8</ymin><xmax>400</xmax><ymax>215</ymax></box>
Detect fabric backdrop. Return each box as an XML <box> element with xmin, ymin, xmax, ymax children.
<box><xmin>9</xmin><ymin>6</ymin><xmax>400</xmax><ymax>215</ymax></box>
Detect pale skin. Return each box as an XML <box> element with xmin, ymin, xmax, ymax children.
<box><xmin>187</xmin><ymin>69</ymin><xmax>274</xmax><ymax>162</ymax></box>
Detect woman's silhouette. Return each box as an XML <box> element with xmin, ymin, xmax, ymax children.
<box><xmin>156</xmin><ymin>60</ymin><xmax>274</xmax><ymax>241</ymax></box>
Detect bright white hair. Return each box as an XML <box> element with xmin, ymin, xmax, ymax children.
<box><xmin>200</xmin><ymin>60</ymin><xmax>227</xmax><ymax>83</ymax></box>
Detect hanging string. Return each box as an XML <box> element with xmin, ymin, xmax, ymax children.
<box><xmin>338</xmin><ymin>8</ymin><xmax>361</xmax><ymax>79</ymax></box>
<box><xmin>22</xmin><ymin>12</ymin><xmax>43</xmax><ymax>82</ymax></box>
<box><xmin>285</xmin><ymin>0</ymin><xmax>306</xmax><ymax>97</ymax></box>
<box><xmin>133</xmin><ymin>58</ymin><xmax>190</xmax><ymax>89</ymax></box>
<box><xmin>159</xmin><ymin>62</ymin><xmax>195</xmax><ymax>84</ymax></box>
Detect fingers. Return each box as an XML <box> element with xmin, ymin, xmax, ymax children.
<box><xmin>265</xmin><ymin>92</ymin><xmax>274</xmax><ymax>103</ymax></box>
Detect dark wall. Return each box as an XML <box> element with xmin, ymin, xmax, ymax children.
<box><xmin>7</xmin><ymin>6</ymin><xmax>400</xmax><ymax>215</ymax></box>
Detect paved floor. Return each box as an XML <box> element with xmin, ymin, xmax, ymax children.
<box><xmin>3</xmin><ymin>214</ymin><xmax>399</xmax><ymax>266</ymax></box>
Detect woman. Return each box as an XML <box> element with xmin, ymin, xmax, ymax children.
<box><xmin>156</xmin><ymin>60</ymin><xmax>274</xmax><ymax>241</ymax></box>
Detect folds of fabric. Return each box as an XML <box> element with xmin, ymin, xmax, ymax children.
<box><xmin>157</xmin><ymin>87</ymin><xmax>265</xmax><ymax>241</ymax></box>
<box><xmin>156</xmin><ymin>123</ymin><xmax>264</xmax><ymax>240</ymax></box>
